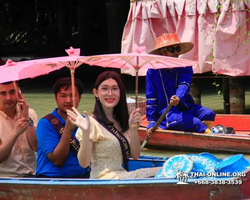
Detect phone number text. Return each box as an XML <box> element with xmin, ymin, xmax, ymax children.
<box><xmin>194</xmin><ymin>179</ymin><xmax>242</xmax><ymax>185</ymax></box>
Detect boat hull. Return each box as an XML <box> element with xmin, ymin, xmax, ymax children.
<box><xmin>1</xmin><ymin>157</ymin><xmax>250</xmax><ymax>200</ymax></box>
<box><xmin>139</xmin><ymin>114</ymin><xmax>250</xmax><ymax>153</ymax></box>
<box><xmin>1</xmin><ymin>181</ymin><xmax>250</xmax><ymax>200</ymax></box>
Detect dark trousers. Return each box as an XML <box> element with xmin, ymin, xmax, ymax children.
<box><xmin>36</xmin><ymin>171</ymin><xmax>90</xmax><ymax>179</ymax></box>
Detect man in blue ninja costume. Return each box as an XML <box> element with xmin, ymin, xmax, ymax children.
<box><xmin>146</xmin><ymin>33</ymin><xmax>215</xmax><ymax>135</ymax></box>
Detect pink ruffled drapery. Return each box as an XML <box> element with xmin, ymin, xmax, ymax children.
<box><xmin>121</xmin><ymin>0</ymin><xmax>250</xmax><ymax>76</ymax></box>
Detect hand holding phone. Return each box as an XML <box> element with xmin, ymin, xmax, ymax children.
<box><xmin>18</xmin><ymin>88</ymin><xmax>29</xmax><ymax>118</ymax></box>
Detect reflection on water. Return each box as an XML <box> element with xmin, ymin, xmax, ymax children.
<box><xmin>22</xmin><ymin>90</ymin><xmax>250</xmax><ymax>160</ymax></box>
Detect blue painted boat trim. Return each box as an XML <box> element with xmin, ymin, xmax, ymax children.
<box><xmin>0</xmin><ymin>177</ymin><xmax>235</xmax><ymax>186</ymax></box>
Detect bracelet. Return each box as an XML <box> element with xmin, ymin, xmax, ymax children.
<box><xmin>27</xmin><ymin>118</ymin><xmax>34</xmax><ymax>126</ymax></box>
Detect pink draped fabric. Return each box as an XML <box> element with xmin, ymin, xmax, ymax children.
<box><xmin>121</xmin><ymin>0</ymin><xmax>250</xmax><ymax>76</ymax></box>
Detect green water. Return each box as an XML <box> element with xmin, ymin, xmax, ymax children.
<box><xmin>21</xmin><ymin>88</ymin><xmax>250</xmax><ymax>160</ymax></box>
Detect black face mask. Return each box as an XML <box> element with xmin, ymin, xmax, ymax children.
<box><xmin>163</xmin><ymin>46</ymin><xmax>181</xmax><ymax>53</ymax></box>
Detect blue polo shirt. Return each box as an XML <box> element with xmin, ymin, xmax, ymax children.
<box><xmin>36</xmin><ymin>108</ymin><xmax>88</xmax><ymax>177</ymax></box>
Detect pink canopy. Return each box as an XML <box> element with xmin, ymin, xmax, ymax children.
<box><xmin>121</xmin><ymin>0</ymin><xmax>250</xmax><ymax>76</ymax></box>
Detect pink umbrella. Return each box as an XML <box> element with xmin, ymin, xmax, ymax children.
<box><xmin>0</xmin><ymin>47</ymin><xmax>84</xmax><ymax>108</ymax></box>
<box><xmin>77</xmin><ymin>44</ymin><xmax>197</xmax><ymax>107</ymax></box>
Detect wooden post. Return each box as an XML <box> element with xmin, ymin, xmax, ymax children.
<box><xmin>106</xmin><ymin>0</ymin><xmax>129</xmax><ymax>53</ymax></box>
<box><xmin>76</xmin><ymin>0</ymin><xmax>91</xmax><ymax>55</ymax></box>
<box><xmin>190</xmin><ymin>78</ymin><xmax>201</xmax><ymax>105</ymax></box>
<box><xmin>0</xmin><ymin>3</ymin><xmax>6</xmax><ymax>24</ymax></box>
<box><xmin>229</xmin><ymin>78</ymin><xmax>245</xmax><ymax>114</ymax></box>
<box><xmin>57</xmin><ymin>0</ymin><xmax>70</xmax><ymax>43</ymax></box>
<box><xmin>222</xmin><ymin>78</ymin><xmax>230</xmax><ymax>114</ymax></box>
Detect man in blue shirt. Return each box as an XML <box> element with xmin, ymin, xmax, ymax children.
<box><xmin>36</xmin><ymin>77</ymin><xmax>89</xmax><ymax>178</ymax></box>
<box><xmin>146</xmin><ymin>33</ymin><xmax>215</xmax><ymax>135</ymax></box>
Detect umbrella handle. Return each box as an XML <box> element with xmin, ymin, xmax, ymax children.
<box><xmin>133</xmin><ymin>69</ymin><xmax>139</xmax><ymax>128</ymax></box>
<box><xmin>70</xmin><ymin>70</ymin><xmax>76</xmax><ymax>108</ymax></box>
<box><xmin>13</xmin><ymin>81</ymin><xmax>22</xmax><ymax>119</ymax></box>
<box><xmin>140</xmin><ymin>104</ymin><xmax>172</xmax><ymax>150</ymax></box>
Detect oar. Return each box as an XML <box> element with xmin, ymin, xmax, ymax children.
<box><xmin>140</xmin><ymin>104</ymin><xmax>172</xmax><ymax>150</ymax></box>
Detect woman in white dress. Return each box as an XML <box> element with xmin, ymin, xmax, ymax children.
<box><xmin>67</xmin><ymin>71</ymin><xmax>161</xmax><ymax>179</ymax></box>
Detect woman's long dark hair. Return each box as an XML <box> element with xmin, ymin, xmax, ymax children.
<box><xmin>92</xmin><ymin>71</ymin><xmax>129</xmax><ymax>132</ymax></box>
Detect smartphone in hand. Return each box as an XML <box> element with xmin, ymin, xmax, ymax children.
<box><xmin>18</xmin><ymin>88</ymin><xmax>23</xmax><ymax>110</ymax></box>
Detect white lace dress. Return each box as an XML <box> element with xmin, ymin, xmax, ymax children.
<box><xmin>76</xmin><ymin>117</ymin><xmax>150</xmax><ymax>179</ymax></box>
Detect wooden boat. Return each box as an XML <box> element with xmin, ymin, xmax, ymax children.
<box><xmin>1</xmin><ymin>156</ymin><xmax>250</xmax><ymax>200</ymax></box>
<box><xmin>139</xmin><ymin>114</ymin><xmax>250</xmax><ymax>153</ymax></box>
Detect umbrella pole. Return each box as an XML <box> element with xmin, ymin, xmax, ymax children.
<box><xmin>135</xmin><ymin>70</ymin><xmax>139</xmax><ymax>108</ymax></box>
<box><xmin>13</xmin><ymin>81</ymin><xmax>21</xmax><ymax>119</ymax></box>
<box><xmin>132</xmin><ymin>70</ymin><xmax>139</xmax><ymax>128</ymax></box>
<box><xmin>70</xmin><ymin>69</ymin><xmax>76</xmax><ymax>108</ymax></box>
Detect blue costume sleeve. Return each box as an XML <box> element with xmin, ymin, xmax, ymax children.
<box><xmin>175</xmin><ymin>66</ymin><xmax>193</xmax><ymax>105</ymax></box>
<box><xmin>146</xmin><ymin>69</ymin><xmax>159</xmax><ymax>129</ymax></box>
<box><xmin>36</xmin><ymin>118</ymin><xmax>61</xmax><ymax>156</ymax></box>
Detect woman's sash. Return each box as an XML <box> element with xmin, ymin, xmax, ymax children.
<box><xmin>95</xmin><ymin>119</ymin><xmax>130</xmax><ymax>171</ymax></box>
